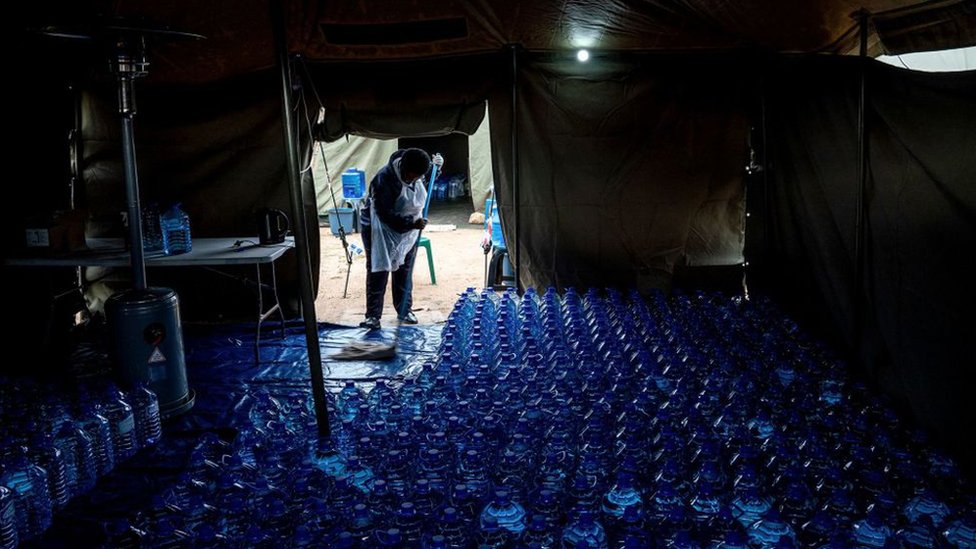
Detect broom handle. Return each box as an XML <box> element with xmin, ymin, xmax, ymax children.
<box><xmin>395</xmin><ymin>159</ymin><xmax>440</xmax><ymax>337</ymax></box>
<box><xmin>422</xmin><ymin>159</ymin><xmax>440</xmax><ymax>219</ymax></box>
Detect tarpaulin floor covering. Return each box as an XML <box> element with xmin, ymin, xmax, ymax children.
<box><xmin>39</xmin><ymin>320</ymin><xmax>441</xmax><ymax>546</ymax></box>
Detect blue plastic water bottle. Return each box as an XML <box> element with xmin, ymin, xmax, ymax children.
<box><xmin>731</xmin><ymin>487</ymin><xmax>773</xmax><ymax>529</ymax></box>
<box><xmin>611</xmin><ymin>506</ymin><xmax>651</xmax><ymax>548</ymax></box>
<box><xmin>291</xmin><ymin>523</ymin><xmax>316</xmax><ymax>548</ymax></box>
<box><xmin>161</xmin><ymin>203</ymin><xmax>192</xmax><ymax>254</ymax></box>
<box><xmin>481</xmin><ymin>489</ymin><xmax>527</xmax><ymax>536</ymax></box>
<box><xmin>345</xmin><ymin>502</ymin><xmax>373</xmax><ymax>544</ymax></box>
<box><xmin>560</xmin><ymin>508</ymin><xmax>608</xmax><ymax>548</ymax></box>
<box><xmin>433</xmin><ymin>506</ymin><xmax>468</xmax><ymax>547</ymax></box>
<box><xmin>248</xmin><ymin>389</ymin><xmax>286</xmax><ymax>429</ymax></box>
<box><xmin>0</xmin><ymin>446</ymin><xmax>53</xmax><ymax>541</ymax></box>
<box><xmin>375</xmin><ymin>527</ymin><xmax>404</xmax><ymax>547</ymax></box>
<box><xmin>382</xmin><ymin>449</ymin><xmax>410</xmax><ymax>498</ymax></box>
<box><xmin>395</xmin><ymin>502</ymin><xmax>423</xmax><ymax>545</ymax></box>
<box><xmin>747</xmin><ymin>509</ymin><xmax>797</xmax><ymax>546</ymax></box>
<box><xmin>442</xmin><ymin>484</ymin><xmax>475</xmax><ymax>525</ymax></box>
<box><xmin>195</xmin><ymin>523</ymin><xmax>228</xmax><ymax>546</ymax></box>
<box><xmin>459</xmin><ymin>450</ymin><xmax>491</xmax><ymax>501</ymax></box>
<box><xmin>103</xmin><ymin>518</ymin><xmax>146</xmax><ymax>548</ymax></box>
<box><xmin>522</xmin><ymin>514</ymin><xmax>556</xmax><ymax>548</ymax></box>
<box><xmin>97</xmin><ymin>385</ymin><xmax>138</xmax><ymax>461</ymax></box>
<box><xmin>51</xmin><ymin>422</ymin><xmax>88</xmax><ymax>499</ymax></box>
<box><xmin>477</xmin><ymin>514</ymin><xmax>508</xmax><ymax>548</ymax></box>
<box><xmin>941</xmin><ymin>511</ymin><xmax>976</xmax><ymax>546</ymax></box>
<box><xmin>688</xmin><ymin>481</ymin><xmax>722</xmax><ymax>528</ymax></box>
<box><xmin>368</xmin><ymin>380</ymin><xmax>397</xmax><ymax>422</ymax></box>
<box><xmin>0</xmin><ymin>486</ymin><xmax>18</xmax><ymax>549</ymax></box>
<box><xmin>26</xmin><ymin>433</ymin><xmax>69</xmax><ymax>511</ymax></box>
<box><xmin>894</xmin><ymin>515</ymin><xmax>940</xmax><ymax>547</ymax></box>
<box><xmin>336</xmin><ymin>382</ymin><xmax>366</xmax><ymax>423</ymax></box>
<box><xmin>77</xmin><ymin>403</ymin><xmax>115</xmax><ymax>476</ymax></box>
<box><xmin>902</xmin><ymin>489</ymin><xmax>951</xmax><ymax>527</ymax></box>
<box><xmin>712</xmin><ymin>530</ymin><xmax>750</xmax><ymax>549</ymax></box>
<box><xmin>851</xmin><ymin>508</ymin><xmax>893</xmax><ymax>547</ymax></box>
<box><xmin>365</xmin><ymin>479</ymin><xmax>394</xmax><ymax>521</ymax></box>
<box><xmin>141</xmin><ymin>203</ymin><xmax>169</xmax><ymax>254</ymax></box>
<box><xmin>602</xmin><ymin>469</ymin><xmax>643</xmax><ymax>523</ymax></box>
<box><xmin>131</xmin><ymin>382</ymin><xmax>163</xmax><ymax>448</ymax></box>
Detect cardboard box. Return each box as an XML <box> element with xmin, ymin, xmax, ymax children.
<box><xmin>25</xmin><ymin>210</ymin><xmax>88</xmax><ymax>252</ymax></box>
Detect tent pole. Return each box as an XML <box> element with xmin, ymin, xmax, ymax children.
<box><xmin>760</xmin><ymin>68</ymin><xmax>769</xmax><ymax>267</ymax></box>
<box><xmin>271</xmin><ymin>0</ymin><xmax>330</xmax><ymax>438</ymax></box>
<box><xmin>510</xmin><ymin>44</ymin><xmax>521</xmax><ymax>291</ymax></box>
<box><xmin>70</xmin><ymin>82</ymin><xmax>85</xmax><ymax>291</ymax></box>
<box><xmin>854</xmin><ymin>10</ymin><xmax>869</xmax><ymax>349</ymax></box>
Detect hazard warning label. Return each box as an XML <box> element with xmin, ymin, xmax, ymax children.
<box><xmin>148</xmin><ymin>347</ymin><xmax>167</xmax><ymax>363</ymax></box>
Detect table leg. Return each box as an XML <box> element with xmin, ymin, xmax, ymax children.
<box><xmin>269</xmin><ymin>259</ymin><xmax>285</xmax><ymax>339</ymax></box>
<box><xmin>255</xmin><ymin>264</ymin><xmax>263</xmax><ymax>364</ymax></box>
<box><xmin>254</xmin><ymin>260</ymin><xmax>287</xmax><ymax>364</ymax></box>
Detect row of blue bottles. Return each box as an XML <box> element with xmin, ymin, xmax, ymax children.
<box><xmin>0</xmin><ymin>375</ymin><xmax>164</xmax><ymax>543</ymax></box>
<box><xmin>142</xmin><ymin>202</ymin><xmax>192</xmax><ymax>255</ymax></box>
<box><xmin>86</xmin><ymin>287</ymin><xmax>974</xmax><ymax>548</ymax></box>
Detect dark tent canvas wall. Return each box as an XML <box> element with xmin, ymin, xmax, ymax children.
<box><xmin>5</xmin><ymin>0</ymin><xmax>976</xmax><ymax>477</ymax></box>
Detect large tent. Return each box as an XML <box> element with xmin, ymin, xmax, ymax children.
<box><xmin>6</xmin><ymin>0</ymin><xmax>976</xmax><ymax>473</ymax></box>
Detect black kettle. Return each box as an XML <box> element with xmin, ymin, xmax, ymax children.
<box><xmin>257</xmin><ymin>208</ymin><xmax>289</xmax><ymax>244</ymax></box>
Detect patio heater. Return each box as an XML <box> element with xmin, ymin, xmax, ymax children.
<box><xmin>42</xmin><ymin>19</ymin><xmax>204</xmax><ymax>417</ymax></box>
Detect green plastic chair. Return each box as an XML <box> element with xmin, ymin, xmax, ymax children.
<box><xmin>417</xmin><ymin>161</ymin><xmax>439</xmax><ymax>285</ymax></box>
<box><xmin>417</xmin><ymin>236</ymin><xmax>436</xmax><ymax>284</ymax></box>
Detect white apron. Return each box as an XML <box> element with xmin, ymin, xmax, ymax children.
<box><xmin>370</xmin><ymin>177</ymin><xmax>427</xmax><ymax>273</ymax></box>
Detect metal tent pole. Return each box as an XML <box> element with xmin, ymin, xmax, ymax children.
<box><xmin>854</xmin><ymin>11</ymin><xmax>870</xmax><ymax>348</ymax></box>
<box><xmin>69</xmin><ymin>82</ymin><xmax>85</xmax><ymax>292</ymax></box>
<box><xmin>271</xmin><ymin>0</ymin><xmax>330</xmax><ymax>437</ymax></box>
<box><xmin>510</xmin><ymin>45</ymin><xmax>521</xmax><ymax>291</ymax></box>
<box><xmin>760</xmin><ymin>71</ymin><xmax>770</xmax><ymax>264</ymax></box>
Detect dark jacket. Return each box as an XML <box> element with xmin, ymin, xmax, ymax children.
<box><xmin>360</xmin><ymin>150</ymin><xmax>420</xmax><ymax>234</ymax></box>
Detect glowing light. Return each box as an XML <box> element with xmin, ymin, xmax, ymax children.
<box><xmin>577</xmin><ymin>49</ymin><xmax>590</xmax><ymax>62</ymax></box>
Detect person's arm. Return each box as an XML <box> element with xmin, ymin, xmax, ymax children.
<box><xmin>372</xmin><ymin>169</ymin><xmax>417</xmax><ymax>233</ymax></box>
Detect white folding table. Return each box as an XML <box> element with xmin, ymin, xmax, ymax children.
<box><xmin>5</xmin><ymin>237</ymin><xmax>295</xmax><ymax>362</ymax></box>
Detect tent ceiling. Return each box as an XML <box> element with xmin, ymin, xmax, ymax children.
<box><xmin>25</xmin><ymin>0</ymin><xmax>974</xmax><ymax>85</ymax></box>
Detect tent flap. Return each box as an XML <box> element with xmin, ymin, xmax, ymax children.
<box><xmin>763</xmin><ymin>56</ymin><xmax>976</xmax><ymax>470</ymax></box>
<box><xmin>315</xmin><ymin>101</ymin><xmax>487</xmax><ymax>142</ymax></box>
<box><xmin>490</xmin><ymin>52</ymin><xmax>749</xmax><ymax>291</ymax></box>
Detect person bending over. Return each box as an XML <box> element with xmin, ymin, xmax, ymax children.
<box><xmin>358</xmin><ymin>148</ymin><xmax>431</xmax><ymax>330</ymax></box>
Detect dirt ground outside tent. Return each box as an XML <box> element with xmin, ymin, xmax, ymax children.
<box><xmin>314</xmin><ymin>201</ymin><xmax>487</xmax><ymax>327</ymax></box>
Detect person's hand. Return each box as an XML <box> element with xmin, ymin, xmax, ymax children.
<box><xmin>414</xmin><ymin>218</ymin><xmax>428</xmax><ymax>230</ymax></box>
<box><xmin>432</xmin><ymin>153</ymin><xmax>445</xmax><ymax>168</ymax></box>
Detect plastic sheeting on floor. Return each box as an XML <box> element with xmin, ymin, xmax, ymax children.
<box><xmin>42</xmin><ymin>320</ymin><xmax>441</xmax><ymax>545</ymax></box>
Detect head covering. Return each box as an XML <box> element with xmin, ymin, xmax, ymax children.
<box><xmin>399</xmin><ymin>148</ymin><xmax>431</xmax><ymax>181</ymax></box>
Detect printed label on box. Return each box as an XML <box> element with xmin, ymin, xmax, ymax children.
<box><xmin>26</xmin><ymin>228</ymin><xmax>50</xmax><ymax>247</ymax></box>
